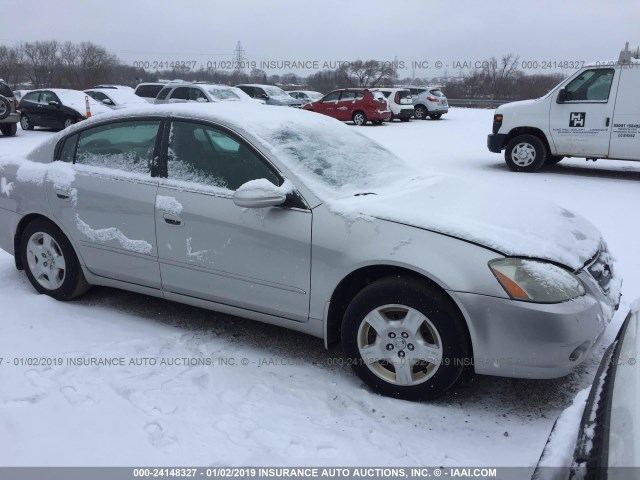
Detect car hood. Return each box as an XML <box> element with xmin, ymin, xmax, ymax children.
<box><xmin>331</xmin><ymin>176</ymin><xmax>602</xmax><ymax>270</ymax></box>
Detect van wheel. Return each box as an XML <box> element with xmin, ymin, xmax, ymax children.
<box><xmin>20</xmin><ymin>219</ymin><xmax>90</xmax><ymax>301</ymax></box>
<box><xmin>352</xmin><ymin>111</ymin><xmax>367</xmax><ymax>126</ymax></box>
<box><xmin>545</xmin><ymin>155</ymin><xmax>564</xmax><ymax>165</ymax></box>
<box><xmin>505</xmin><ymin>135</ymin><xmax>546</xmax><ymax>172</ymax></box>
<box><xmin>0</xmin><ymin>124</ymin><xmax>17</xmax><ymax>136</ymax></box>
<box><xmin>20</xmin><ymin>114</ymin><xmax>34</xmax><ymax>131</ymax></box>
<box><xmin>414</xmin><ymin>105</ymin><xmax>427</xmax><ymax>120</ymax></box>
<box><xmin>341</xmin><ymin>276</ymin><xmax>470</xmax><ymax>400</ymax></box>
<box><xmin>429</xmin><ymin>114</ymin><xmax>442</xmax><ymax>120</ymax></box>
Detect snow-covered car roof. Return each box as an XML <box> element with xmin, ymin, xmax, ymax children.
<box><xmin>85</xmin><ymin>88</ymin><xmax>149</xmax><ymax>105</ymax></box>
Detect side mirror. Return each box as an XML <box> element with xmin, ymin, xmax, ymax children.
<box><xmin>102</xmin><ymin>99</ymin><xmax>114</xmax><ymax>105</ymax></box>
<box><xmin>233</xmin><ymin>179</ymin><xmax>288</xmax><ymax>208</ymax></box>
<box><xmin>556</xmin><ymin>88</ymin><xmax>567</xmax><ymax>104</ymax></box>
<box><xmin>259</xmin><ymin>93</ymin><xmax>269</xmax><ymax>100</ymax></box>
<box><xmin>48</xmin><ymin>100</ymin><xmax>59</xmax><ymax>107</ymax></box>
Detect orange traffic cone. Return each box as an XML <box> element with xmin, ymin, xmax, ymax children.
<box><xmin>85</xmin><ymin>95</ymin><xmax>92</xmax><ymax>119</ymax></box>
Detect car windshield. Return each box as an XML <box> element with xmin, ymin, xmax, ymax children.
<box><xmin>206</xmin><ymin>87</ymin><xmax>241</xmax><ymax>101</ymax></box>
<box><xmin>246</xmin><ymin>111</ymin><xmax>412</xmax><ymax>198</ymax></box>
<box><xmin>373</xmin><ymin>91</ymin><xmax>386</xmax><ymax>100</ymax></box>
<box><xmin>263</xmin><ymin>86</ymin><xmax>289</xmax><ymax>98</ymax></box>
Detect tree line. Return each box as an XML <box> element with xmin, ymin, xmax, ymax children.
<box><xmin>1</xmin><ymin>41</ymin><xmax>564</xmax><ymax>101</ymax></box>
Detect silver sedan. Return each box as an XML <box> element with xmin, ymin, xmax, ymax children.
<box><xmin>0</xmin><ymin>103</ymin><xmax>621</xmax><ymax>399</ymax></box>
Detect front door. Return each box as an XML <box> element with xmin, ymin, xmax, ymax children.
<box><xmin>154</xmin><ymin>120</ymin><xmax>312</xmax><ymax>321</ymax></box>
<box><xmin>46</xmin><ymin>119</ymin><xmax>162</xmax><ymax>289</ymax></box>
<box><xmin>316</xmin><ymin>91</ymin><xmax>340</xmax><ymax>118</ymax></box>
<box><xmin>549</xmin><ymin>67</ymin><xmax>618</xmax><ymax>157</ymax></box>
<box><xmin>609</xmin><ymin>66</ymin><xmax>640</xmax><ymax>160</ymax></box>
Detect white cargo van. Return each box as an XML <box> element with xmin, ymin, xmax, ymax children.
<box><xmin>488</xmin><ymin>43</ymin><xmax>640</xmax><ymax>172</ymax></box>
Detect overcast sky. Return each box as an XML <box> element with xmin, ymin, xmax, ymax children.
<box><xmin>1</xmin><ymin>0</ymin><xmax>637</xmax><ymax>78</ymax></box>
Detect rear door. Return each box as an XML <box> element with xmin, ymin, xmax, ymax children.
<box><xmin>549</xmin><ymin>67</ymin><xmax>619</xmax><ymax>157</ymax></box>
<box><xmin>609</xmin><ymin>66</ymin><xmax>640</xmax><ymax>160</ymax></box>
<box><xmin>47</xmin><ymin>119</ymin><xmax>163</xmax><ymax>289</ymax></box>
<box><xmin>19</xmin><ymin>91</ymin><xmax>42</xmax><ymax>124</ymax></box>
<box><xmin>39</xmin><ymin>91</ymin><xmax>63</xmax><ymax>128</ymax></box>
<box><xmin>336</xmin><ymin>91</ymin><xmax>356</xmax><ymax>120</ymax></box>
<box><xmin>154</xmin><ymin>120</ymin><xmax>312</xmax><ymax>321</ymax></box>
<box><xmin>316</xmin><ymin>91</ymin><xmax>340</xmax><ymax>118</ymax></box>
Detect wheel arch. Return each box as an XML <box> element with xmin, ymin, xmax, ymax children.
<box><xmin>325</xmin><ymin>264</ymin><xmax>473</xmax><ymax>358</ymax></box>
<box><xmin>505</xmin><ymin>127</ymin><xmax>553</xmax><ymax>155</ymax></box>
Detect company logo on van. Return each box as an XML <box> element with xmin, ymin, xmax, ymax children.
<box><xmin>569</xmin><ymin>112</ymin><xmax>586</xmax><ymax>128</ymax></box>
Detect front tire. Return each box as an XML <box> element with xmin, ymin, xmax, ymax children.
<box><xmin>414</xmin><ymin>105</ymin><xmax>427</xmax><ymax>120</ymax></box>
<box><xmin>352</xmin><ymin>111</ymin><xmax>367</xmax><ymax>126</ymax></box>
<box><xmin>20</xmin><ymin>114</ymin><xmax>34</xmax><ymax>131</ymax></box>
<box><xmin>341</xmin><ymin>277</ymin><xmax>471</xmax><ymax>400</ymax></box>
<box><xmin>20</xmin><ymin>219</ymin><xmax>90</xmax><ymax>301</ymax></box>
<box><xmin>0</xmin><ymin>123</ymin><xmax>17</xmax><ymax>136</ymax></box>
<box><xmin>504</xmin><ymin>134</ymin><xmax>546</xmax><ymax>172</ymax></box>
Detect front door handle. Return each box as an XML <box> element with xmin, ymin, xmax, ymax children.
<box><xmin>55</xmin><ymin>188</ymin><xmax>70</xmax><ymax>200</ymax></box>
<box><xmin>163</xmin><ymin>213</ymin><xmax>183</xmax><ymax>226</ymax></box>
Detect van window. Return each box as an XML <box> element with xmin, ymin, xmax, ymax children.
<box><xmin>565</xmin><ymin>68</ymin><xmax>615</xmax><ymax>102</ymax></box>
<box><xmin>156</xmin><ymin>87</ymin><xmax>171</xmax><ymax>100</ymax></box>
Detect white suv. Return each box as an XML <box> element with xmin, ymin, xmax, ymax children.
<box><xmin>413</xmin><ymin>87</ymin><xmax>449</xmax><ymax>120</ymax></box>
<box><xmin>372</xmin><ymin>88</ymin><xmax>414</xmax><ymax>122</ymax></box>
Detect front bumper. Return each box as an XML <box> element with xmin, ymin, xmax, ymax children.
<box><xmin>487</xmin><ymin>133</ymin><xmax>507</xmax><ymax>153</ymax></box>
<box><xmin>397</xmin><ymin>108</ymin><xmax>415</xmax><ymax>119</ymax></box>
<box><xmin>452</xmin><ymin>285</ymin><xmax>617</xmax><ymax>379</ymax></box>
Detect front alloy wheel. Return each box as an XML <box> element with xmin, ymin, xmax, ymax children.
<box><xmin>342</xmin><ymin>277</ymin><xmax>470</xmax><ymax>400</ymax></box>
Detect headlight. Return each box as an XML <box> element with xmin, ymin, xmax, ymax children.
<box><xmin>489</xmin><ymin>258</ymin><xmax>586</xmax><ymax>303</ymax></box>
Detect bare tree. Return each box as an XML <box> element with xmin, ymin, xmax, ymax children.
<box><xmin>339</xmin><ymin>60</ymin><xmax>397</xmax><ymax>88</ymax></box>
<box><xmin>22</xmin><ymin>41</ymin><xmax>59</xmax><ymax>88</ymax></box>
<box><xmin>0</xmin><ymin>45</ymin><xmax>24</xmax><ymax>87</ymax></box>
<box><xmin>59</xmin><ymin>41</ymin><xmax>118</xmax><ymax>89</ymax></box>
<box><xmin>482</xmin><ymin>53</ymin><xmax>521</xmax><ymax>98</ymax></box>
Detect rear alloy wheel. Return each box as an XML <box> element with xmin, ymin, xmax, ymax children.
<box><xmin>504</xmin><ymin>134</ymin><xmax>546</xmax><ymax>172</ymax></box>
<box><xmin>545</xmin><ymin>155</ymin><xmax>564</xmax><ymax>165</ymax></box>
<box><xmin>63</xmin><ymin>117</ymin><xmax>75</xmax><ymax>129</ymax></box>
<box><xmin>352</xmin><ymin>111</ymin><xmax>367</xmax><ymax>126</ymax></box>
<box><xmin>20</xmin><ymin>114</ymin><xmax>34</xmax><ymax>131</ymax></box>
<box><xmin>0</xmin><ymin>123</ymin><xmax>17</xmax><ymax>136</ymax></box>
<box><xmin>341</xmin><ymin>277</ymin><xmax>470</xmax><ymax>400</ymax></box>
<box><xmin>20</xmin><ymin>219</ymin><xmax>90</xmax><ymax>301</ymax></box>
<box><xmin>429</xmin><ymin>113</ymin><xmax>442</xmax><ymax>120</ymax></box>
<box><xmin>414</xmin><ymin>105</ymin><xmax>427</xmax><ymax>120</ymax></box>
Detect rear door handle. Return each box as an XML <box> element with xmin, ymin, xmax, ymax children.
<box><xmin>163</xmin><ymin>213</ymin><xmax>183</xmax><ymax>226</ymax></box>
<box><xmin>606</xmin><ymin>117</ymin><xmax>610</xmax><ymax>127</ymax></box>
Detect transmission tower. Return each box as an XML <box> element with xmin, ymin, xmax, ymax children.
<box><xmin>233</xmin><ymin>41</ymin><xmax>246</xmax><ymax>66</ymax></box>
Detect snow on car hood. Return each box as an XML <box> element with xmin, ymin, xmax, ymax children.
<box><xmin>331</xmin><ymin>176</ymin><xmax>602</xmax><ymax>270</ymax></box>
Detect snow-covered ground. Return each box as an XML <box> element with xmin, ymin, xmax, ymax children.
<box><xmin>0</xmin><ymin>108</ymin><xmax>638</xmax><ymax>467</ymax></box>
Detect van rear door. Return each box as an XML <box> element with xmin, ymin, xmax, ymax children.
<box><xmin>609</xmin><ymin>65</ymin><xmax>640</xmax><ymax>160</ymax></box>
<box><xmin>549</xmin><ymin>67</ymin><xmax>619</xmax><ymax>157</ymax></box>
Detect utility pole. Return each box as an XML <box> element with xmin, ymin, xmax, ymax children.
<box><xmin>233</xmin><ymin>41</ymin><xmax>246</xmax><ymax>68</ymax></box>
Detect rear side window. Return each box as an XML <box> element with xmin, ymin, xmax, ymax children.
<box><xmin>0</xmin><ymin>81</ymin><xmax>12</xmax><ymax>97</ymax></box>
<box><xmin>189</xmin><ymin>88</ymin><xmax>208</xmax><ymax>102</ymax></box>
<box><xmin>170</xmin><ymin>87</ymin><xmax>190</xmax><ymax>101</ymax></box>
<box><xmin>429</xmin><ymin>89</ymin><xmax>444</xmax><ymax>97</ymax></box>
<box><xmin>322</xmin><ymin>92</ymin><xmax>340</xmax><ymax>102</ymax></box>
<box><xmin>156</xmin><ymin>87</ymin><xmax>171</xmax><ymax>100</ymax></box>
<box><xmin>75</xmin><ymin>120</ymin><xmax>161</xmax><ymax>174</ymax></box>
<box><xmin>22</xmin><ymin>92</ymin><xmax>40</xmax><ymax>103</ymax></box>
<box><xmin>339</xmin><ymin>91</ymin><xmax>356</xmax><ymax>101</ymax></box>
<box><xmin>135</xmin><ymin>84</ymin><xmax>164</xmax><ymax>98</ymax></box>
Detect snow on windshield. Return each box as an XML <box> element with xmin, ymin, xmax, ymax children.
<box><xmin>246</xmin><ymin>113</ymin><xmax>412</xmax><ymax>198</ymax></box>
<box><xmin>263</xmin><ymin>86</ymin><xmax>289</xmax><ymax>98</ymax></box>
<box><xmin>206</xmin><ymin>87</ymin><xmax>241</xmax><ymax>101</ymax></box>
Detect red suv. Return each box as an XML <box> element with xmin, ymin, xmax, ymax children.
<box><xmin>302</xmin><ymin>88</ymin><xmax>391</xmax><ymax>125</ymax></box>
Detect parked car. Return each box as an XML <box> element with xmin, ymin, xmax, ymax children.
<box><xmin>134</xmin><ymin>82</ymin><xmax>169</xmax><ymax>103</ymax></box>
<box><xmin>18</xmin><ymin>89</ymin><xmax>112</xmax><ymax>130</ymax></box>
<box><xmin>302</xmin><ymin>88</ymin><xmax>391</xmax><ymax>125</ymax></box>
<box><xmin>0</xmin><ymin>103</ymin><xmax>621</xmax><ymax>400</ymax></box>
<box><xmin>85</xmin><ymin>88</ymin><xmax>150</xmax><ymax>110</ymax></box>
<box><xmin>0</xmin><ymin>80</ymin><xmax>19</xmax><ymax>136</ymax></box>
<box><xmin>288</xmin><ymin>90</ymin><xmax>323</xmax><ymax>104</ymax></box>
<box><xmin>372</xmin><ymin>88</ymin><xmax>414</xmax><ymax>122</ymax></box>
<box><xmin>413</xmin><ymin>87</ymin><xmax>449</xmax><ymax>120</ymax></box>
<box><xmin>534</xmin><ymin>302</ymin><xmax>639</xmax><ymax>478</ymax></box>
<box><xmin>91</xmin><ymin>84</ymin><xmax>135</xmax><ymax>91</ymax></box>
<box><xmin>235</xmin><ymin>84</ymin><xmax>303</xmax><ymax>107</ymax></box>
<box><xmin>488</xmin><ymin>43</ymin><xmax>640</xmax><ymax>173</ymax></box>
<box><xmin>154</xmin><ymin>83</ymin><xmax>260</xmax><ymax>105</ymax></box>
<box><xmin>12</xmin><ymin>89</ymin><xmax>32</xmax><ymax>103</ymax></box>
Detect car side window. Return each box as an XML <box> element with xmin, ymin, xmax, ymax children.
<box><xmin>23</xmin><ymin>92</ymin><xmax>40</xmax><ymax>103</ymax></box>
<box><xmin>565</xmin><ymin>68</ymin><xmax>615</xmax><ymax>102</ymax></box>
<box><xmin>354</xmin><ymin>92</ymin><xmax>365</xmax><ymax>100</ymax></box>
<box><xmin>170</xmin><ymin>87</ymin><xmax>190</xmax><ymax>101</ymax></box>
<box><xmin>40</xmin><ymin>91</ymin><xmax>57</xmax><ymax>104</ymax></box>
<box><xmin>339</xmin><ymin>91</ymin><xmax>356</xmax><ymax>102</ymax></box>
<box><xmin>322</xmin><ymin>92</ymin><xmax>340</xmax><ymax>102</ymax></box>
<box><xmin>92</xmin><ymin>92</ymin><xmax>109</xmax><ymax>102</ymax></box>
<box><xmin>59</xmin><ymin>134</ymin><xmax>78</xmax><ymax>162</ymax></box>
<box><xmin>156</xmin><ymin>87</ymin><xmax>171</xmax><ymax>100</ymax></box>
<box><xmin>189</xmin><ymin>88</ymin><xmax>208</xmax><ymax>102</ymax></box>
<box><xmin>75</xmin><ymin>120</ymin><xmax>161</xmax><ymax>174</ymax></box>
<box><xmin>167</xmin><ymin>121</ymin><xmax>281</xmax><ymax>191</ymax></box>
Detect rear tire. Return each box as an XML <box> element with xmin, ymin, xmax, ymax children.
<box><xmin>20</xmin><ymin>114</ymin><xmax>34</xmax><ymax>131</ymax></box>
<box><xmin>504</xmin><ymin>134</ymin><xmax>546</xmax><ymax>172</ymax></box>
<box><xmin>400</xmin><ymin>117</ymin><xmax>410</xmax><ymax>122</ymax></box>
<box><xmin>0</xmin><ymin>123</ymin><xmax>17</xmax><ymax>136</ymax></box>
<box><xmin>63</xmin><ymin>117</ymin><xmax>75</xmax><ymax>129</ymax></box>
<box><xmin>429</xmin><ymin>113</ymin><xmax>442</xmax><ymax>120</ymax></box>
<box><xmin>341</xmin><ymin>276</ymin><xmax>470</xmax><ymax>400</ymax></box>
<box><xmin>20</xmin><ymin>219</ymin><xmax>90</xmax><ymax>301</ymax></box>
<box><xmin>414</xmin><ymin>105</ymin><xmax>427</xmax><ymax>120</ymax></box>
<box><xmin>352</xmin><ymin>111</ymin><xmax>367</xmax><ymax>126</ymax></box>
